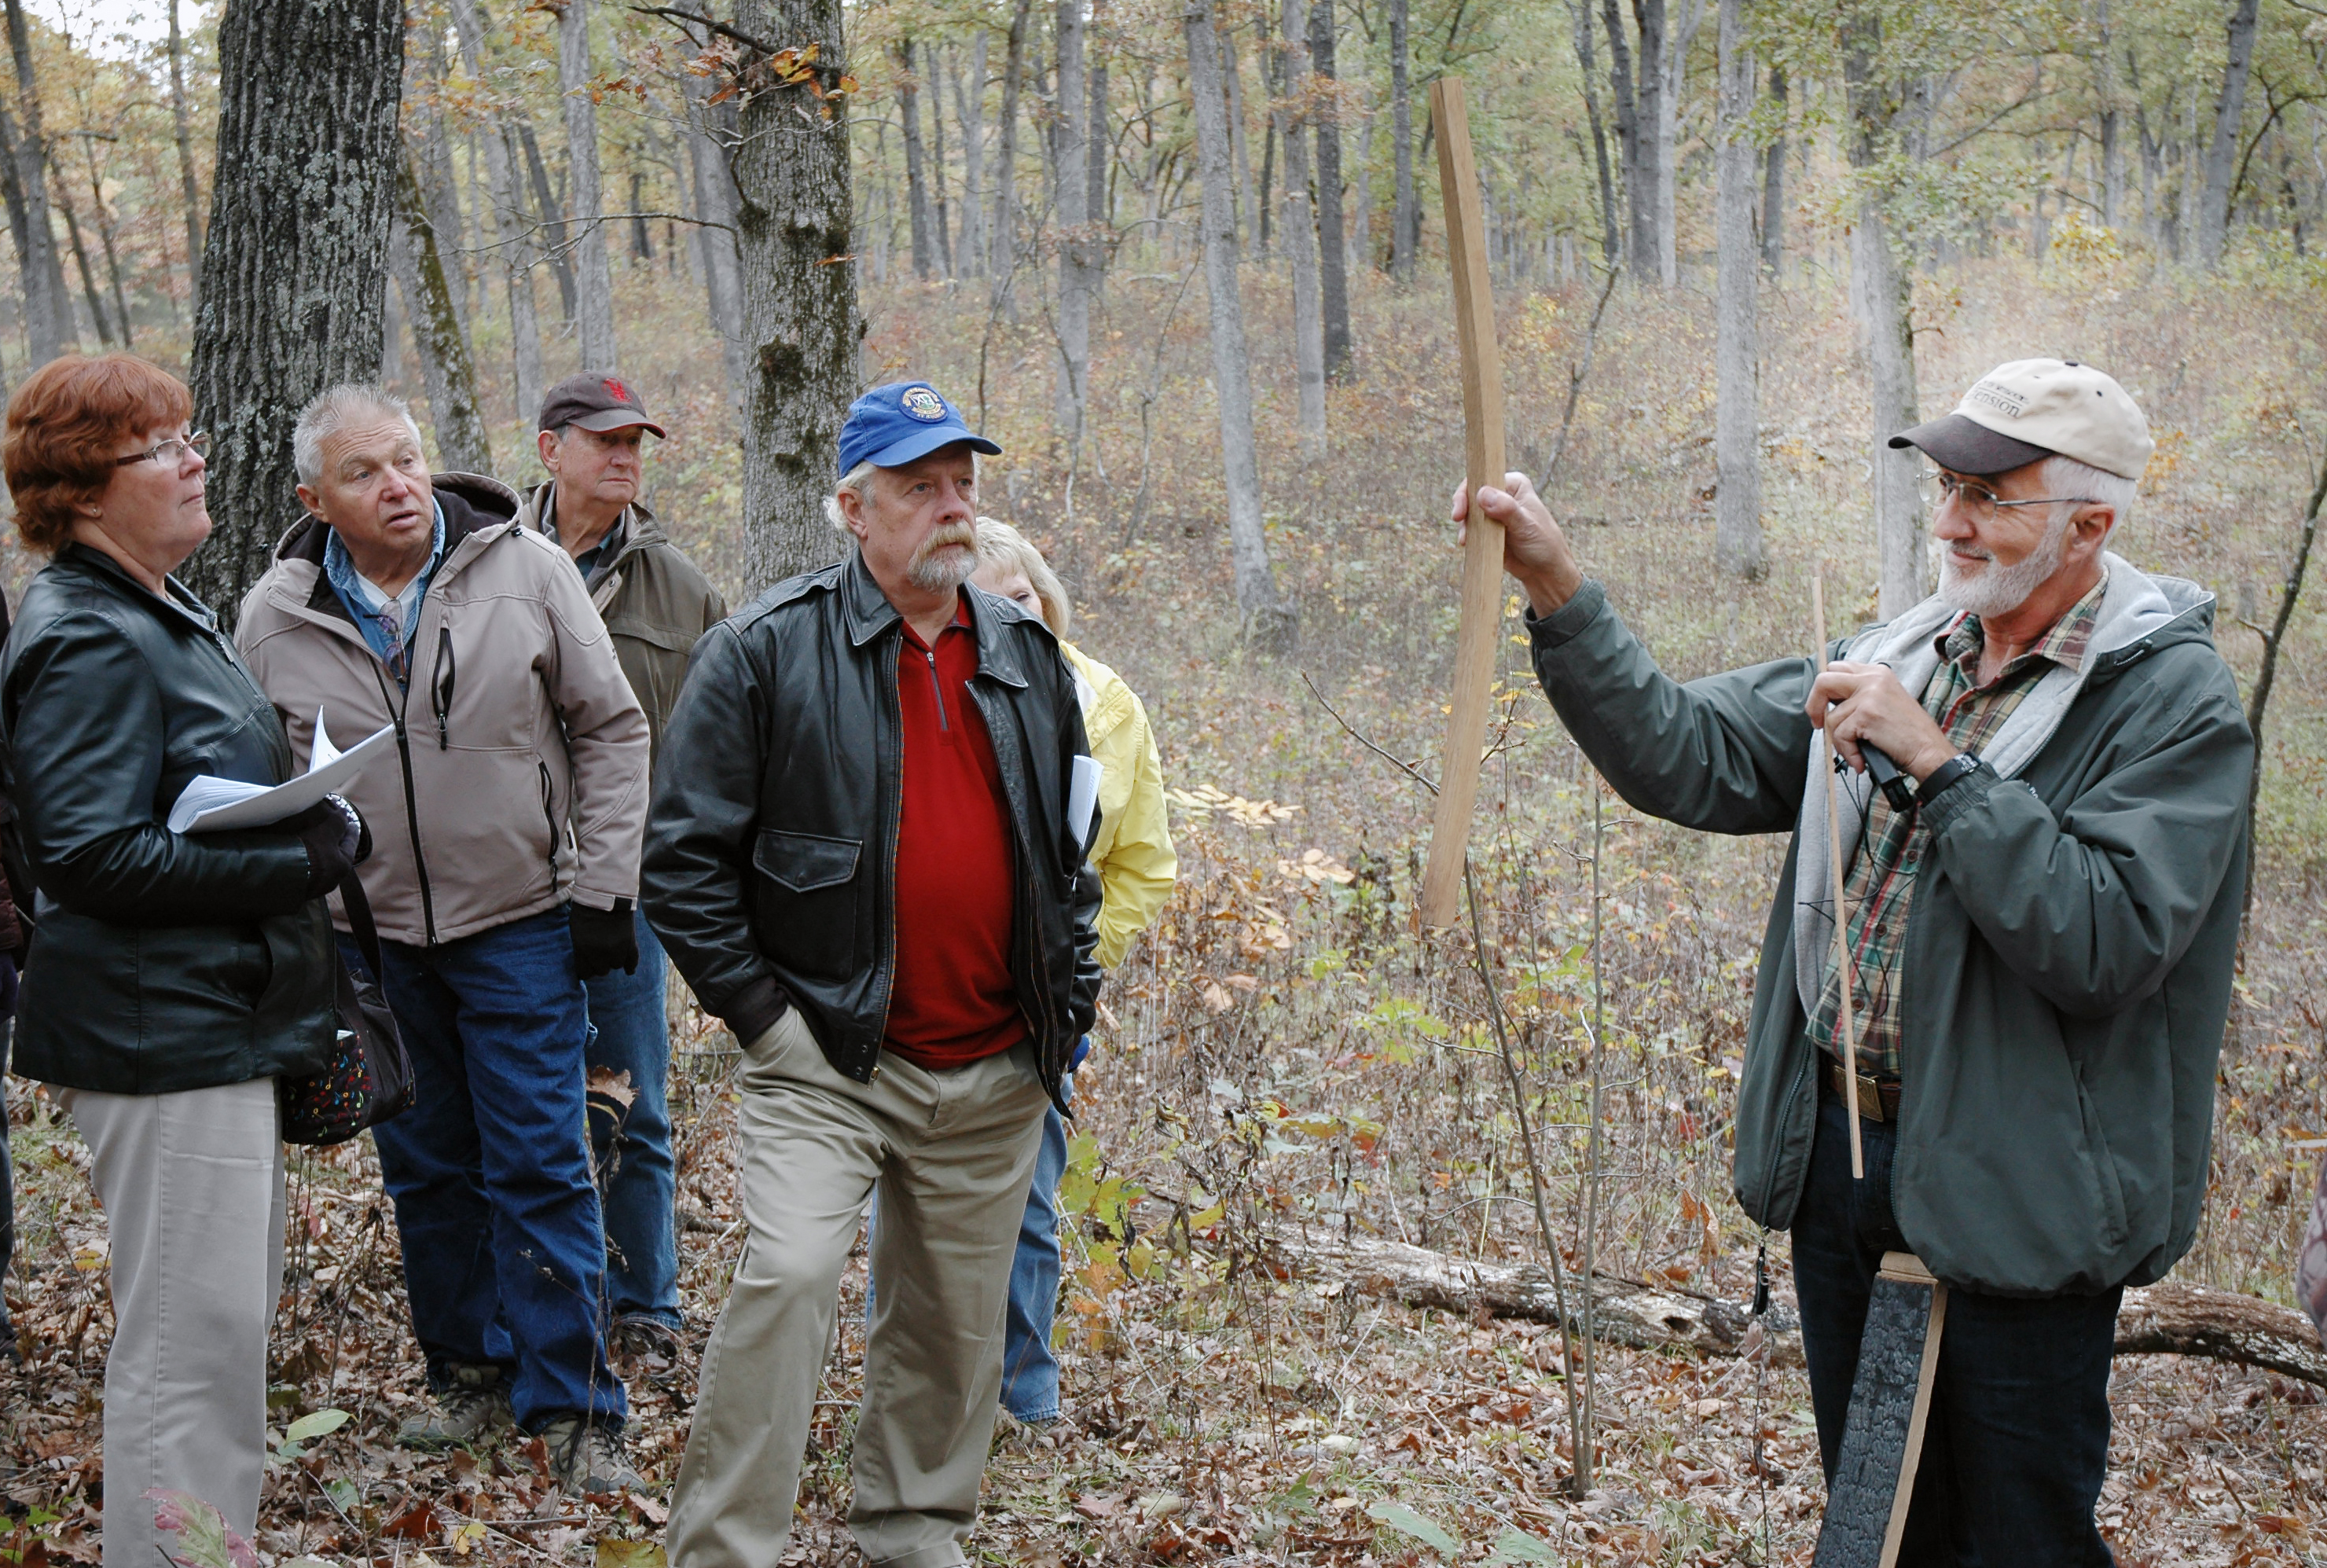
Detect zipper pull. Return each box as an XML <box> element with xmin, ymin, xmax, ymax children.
<box><xmin>1752</xmin><ymin>1236</ymin><xmax>1771</xmax><ymax>1317</ymax></box>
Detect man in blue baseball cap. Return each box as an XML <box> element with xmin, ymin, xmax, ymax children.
<box><xmin>645</xmin><ymin>382</ymin><xmax>1099</xmax><ymax>1568</ymax></box>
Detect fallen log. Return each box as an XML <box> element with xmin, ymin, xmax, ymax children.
<box><xmin>1275</xmin><ymin>1231</ymin><xmax>2327</xmax><ymax>1389</ymax></box>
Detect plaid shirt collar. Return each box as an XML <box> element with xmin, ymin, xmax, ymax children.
<box><xmin>1933</xmin><ymin>574</ymin><xmax>2107</xmax><ymax>692</ymax></box>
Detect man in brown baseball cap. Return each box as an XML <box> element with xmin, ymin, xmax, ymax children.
<box><xmin>516</xmin><ymin>373</ymin><xmax>726</xmax><ymax>1369</ymax></box>
<box><xmin>1453</xmin><ymin>353</ymin><xmax>2251</xmax><ymax>1556</ymax></box>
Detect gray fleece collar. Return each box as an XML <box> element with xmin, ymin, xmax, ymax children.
<box><xmin>1789</xmin><ymin>553</ymin><xmax>2208</xmax><ymax>1023</ymax></box>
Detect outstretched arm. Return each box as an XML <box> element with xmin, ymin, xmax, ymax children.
<box><xmin>1464</xmin><ymin>472</ymin><xmax>1815</xmax><ymax>835</ymax></box>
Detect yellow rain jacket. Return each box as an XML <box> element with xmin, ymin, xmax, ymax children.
<box><xmin>1063</xmin><ymin>644</ymin><xmax>1176</xmax><ymax>968</ymax></box>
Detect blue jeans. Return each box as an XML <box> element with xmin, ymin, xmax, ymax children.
<box><xmin>583</xmin><ymin>909</ymin><xmax>678</xmax><ymax>1329</ymax></box>
<box><xmin>1793</xmin><ymin>1085</ymin><xmax>2117</xmax><ymax>1566</ymax></box>
<box><xmin>354</xmin><ymin>908</ymin><xmax>627</xmax><ymax>1431</ymax></box>
<box><xmin>1001</xmin><ymin>1071</ymin><xmax>1072</xmax><ymax>1422</ymax></box>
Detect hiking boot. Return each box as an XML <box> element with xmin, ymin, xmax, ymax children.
<box><xmin>396</xmin><ymin>1364</ymin><xmax>513</xmax><ymax>1449</ymax></box>
<box><xmin>609</xmin><ymin>1314</ymin><xmax>683</xmax><ymax>1364</ymax></box>
<box><xmin>539</xmin><ymin>1415</ymin><xmax>645</xmax><ymax>1496</ymax></box>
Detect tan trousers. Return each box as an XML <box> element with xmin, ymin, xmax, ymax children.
<box><xmin>60</xmin><ymin>1078</ymin><xmax>286</xmax><ymax>1568</ymax></box>
<box><xmin>668</xmin><ymin>1008</ymin><xmax>1049</xmax><ymax>1568</ymax></box>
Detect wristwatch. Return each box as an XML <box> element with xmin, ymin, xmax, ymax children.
<box><xmin>1917</xmin><ymin>751</ymin><xmax>1981</xmax><ymax>806</ymax></box>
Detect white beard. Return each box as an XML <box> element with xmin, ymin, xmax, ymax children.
<box><xmin>907</xmin><ymin>534</ymin><xmax>979</xmax><ymax>592</ymax></box>
<box><xmin>1937</xmin><ymin>509</ymin><xmax>2070</xmax><ymax>618</ymax></box>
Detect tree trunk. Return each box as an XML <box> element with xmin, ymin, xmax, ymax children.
<box><xmin>447</xmin><ymin>0</ymin><xmax>545</xmax><ymax>425</ymax></box>
<box><xmin>991</xmin><ymin>0</ymin><xmax>1030</xmax><ymax>298</ymax></box>
<box><xmin>181</xmin><ymin>0</ymin><xmax>402</xmax><ymax>624</ymax></box>
<box><xmin>2096</xmin><ymin>0</ymin><xmax>2120</xmax><ymax>229</ymax></box>
<box><xmin>1651</xmin><ymin>0</ymin><xmax>1701</xmax><ymax>286</ymax></box>
<box><xmin>517</xmin><ymin>120</ymin><xmax>581</xmax><ymax>320</ymax></box>
<box><xmin>1627</xmin><ymin>0</ymin><xmax>1669</xmax><ymax>285</ymax></box>
<box><xmin>1276</xmin><ymin>0</ymin><xmax>1325</xmax><ymax>454</ymax></box>
<box><xmin>1053</xmin><ymin>0</ymin><xmax>1093</xmax><ymax>442</ymax></box>
<box><xmin>1184</xmin><ymin>0</ymin><xmax>1293</xmax><ymax>651</ymax></box>
<box><xmin>726</xmin><ymin>0</ymin><xmax>860</xmax><ymax>591</ymax></box>
<box><xmin>681</xmin><ymin>72</ymin><xmax>748</xmax><ymax>411</ymax></box>
<box><xmin>412</xmin><ymin>26</ymin><xmax>472</xmax><ymax>330</ymax></box>
<box><xmin>1388</xmin><ymin>0</ymin><xmax>1415</xmax><ymax>281</ymax></box>
<box><xmin>1564</xmin><ymin>0</ymin><xmax>1617</xmax><ymax>267</ymax></box>
<box><xmin>955</xmin><ymin>34</ymin><xmax>986</xmax><ymax>281</ymax></box>
<box><xmin>1843</xmin><ymin>17</ymin><xmax>1924</xmax><ymax>618</ymax></box>
<box><xmin>897</xmin><ymin>39</ymin><xmax>934</xmax><ymax>279</ymax></box>
<box><xmin>2195</xmin><ymin>0</ymin><xmax>2259</xmax><ymax>269</ymax></box>
<box><xmin>1600</xmin><ymin>0</ymin><xmax>1647</xmax><ymax>281</ymax></box>
<box><xmin>167</xmin><ymin>0</ymin><xmax>204</xmax><ymax>317</ymax></box>
<box><xmin>75</xmin><ymin>144</ymin><xmax>134</xmax><ymax>349</ymax></box>
<box><xmin>1307</xmin><ymin>0</ymin><xmax>1351</xmax><ymax>379</ymax></box>
<box><xmin>1712</xmin><ymin>0</ymin><xmax>1761</xmax><ymax>579</ymax></box>
<box><xmin>391</xmin><ymin>152</ymin><xmax>492</xmax><ymax>476</ymax></box>
<box><xmin>50</xmin><ymin>163</ymin><xmax>112</xmax><ymax>348</ymax></box>
<box><xmin>556</xmin><ymin>0</ymin><xmax>618</xmax><ymax>370</ymax></box>
<box><xmin>1221</xmin><ymin>25</ymin><xmax>1255</xmax><ymax>244</ymax></box>
<box><xmin>1760</xmin><ymin>63</ymin><xmax>1786</xmax><ymax>273</ymax></box>
<box><xmin>1086</xmin><ymin>50</ymin><xmax>1108</xmax><ymax>292</ymax></box>
<box><xmin>926</xmin><ymin>43</ymin><xmax>952</xmax><ymax>276</ymax></box>
<box><xmin>2</xmin><ymin>0</ymin><xmax>72</xmax><ymax>364</ymax></box>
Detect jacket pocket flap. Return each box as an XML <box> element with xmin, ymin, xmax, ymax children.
<box><xmin>754</xmin><ymin>829</ymin><xmax>861</xmax><ymax>893</ymax></box>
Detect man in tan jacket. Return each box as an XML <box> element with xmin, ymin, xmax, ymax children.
<box><xmin>516</xmin><ymin>373</ymin><xmax>725</xmax><ymax>1361</ymax></box>
<box><xmin>237</xmin><ymin>384</ymin><xmax>651</xmax><ymax>1496</ymax></box>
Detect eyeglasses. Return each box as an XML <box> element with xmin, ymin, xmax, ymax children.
<box><xmin>1918</xmin><ymin>468</ymin><xmax>2094</xmax><ymax>523</ymax></box>
<box><xmin>113</xmin><ymin>431</ymin><xmax>210</xmax><ymax>468</ymax></box>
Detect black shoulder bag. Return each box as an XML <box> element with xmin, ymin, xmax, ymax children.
<box><xmin>280</xmin><ymin>871</ymin><xmax>416</xmax><ymax>1146</ymax></box>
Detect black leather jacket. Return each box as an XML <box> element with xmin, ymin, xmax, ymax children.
<box><xmin>0</xmin><ymin>545</ymin><xmax>336</xmax><ymax>1093</ymax></box>
<box><xmin>643</xmin><ymin>552</ymin><xmax>1102</xmax><ymax>1109</ymax></box>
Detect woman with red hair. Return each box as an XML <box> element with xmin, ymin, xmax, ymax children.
<box><xmin>0</xmin><ymin>354</ymin><xmax>355</xmax><ymax>1566</ymax></box>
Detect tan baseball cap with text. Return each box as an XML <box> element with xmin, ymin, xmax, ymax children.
<box><xmin>1888</xmin><ymin>358</ymin><xmax>2153</xmax><ymax>481</ymax></box>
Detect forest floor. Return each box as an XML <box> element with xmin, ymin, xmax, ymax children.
<box><xmin>6</xmin><ymin>255</ymin><xmax>2327</xmax><ymax>1564</ymax></box>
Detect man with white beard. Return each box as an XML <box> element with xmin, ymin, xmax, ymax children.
<box><xmin>642</xmin><ymin>382</ymin><xmax>1101</xmax><ymax>1568</ymax></box>
<box><xmin>1459</xmin><ymin>358</ymin><xmax>2252</xmax><ymax>1561</ymax></box>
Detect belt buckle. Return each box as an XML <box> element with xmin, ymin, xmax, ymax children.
<box><xmin>1833</xmin><ymin>1059</ymin><xmax>1888</xmax><ymax>1124</ymax></box>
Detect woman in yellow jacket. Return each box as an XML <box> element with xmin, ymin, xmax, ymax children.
<box><xmin>973</xmin><ymin>519</ymin><xmax>1175</xmax><ymax>1424</ymax></box>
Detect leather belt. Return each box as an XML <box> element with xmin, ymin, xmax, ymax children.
<box><xmin>1826</xmin><ymin>1059</ymin><xmax>1902</xmax><ymax>1123</ymax></box>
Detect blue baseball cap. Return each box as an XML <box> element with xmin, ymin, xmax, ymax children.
<box><xmin>838</xmin><ymin>382</ymin><xmax>1001</xmax><ymax>476</ymax></box>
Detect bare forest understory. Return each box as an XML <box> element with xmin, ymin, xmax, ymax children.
<box><xmin>8</xmin><ymin>258</ymin><xmax>2327</xmax><ymax>1566</ymax></box>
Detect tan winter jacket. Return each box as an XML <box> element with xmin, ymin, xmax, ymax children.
<box><xmin>236</xmin><ymin>473</ymin><xmax>651</xmax><ymax>947</ymax></box>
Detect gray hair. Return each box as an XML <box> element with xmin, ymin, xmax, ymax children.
<box><xmin>2040</xmin><ymin>454</ymin><xmax>2138</xmax><ymax>527</ymax></box>
<box><xmin>293</xmin><ymin>383</ymin><xmax>427</xmax><ymax>488</ymax></box>
<box><xmin>822</xmin><ymin>451</ymin><xmax>982</xmax><ymax>536</ymax></box>
<box><xmin>974</xmin><ymin>517</ymin><xmax>1071</xmax><ymax>637</ymax></box>
<box><xmin>823</xmin><ymin>459</ymin><xmax>878</xmax><ymax>536</ymax></box>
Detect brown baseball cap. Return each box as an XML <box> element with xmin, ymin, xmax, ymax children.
<box><xmin>538</xmin><ymin>372</ymin><xmax>667</xmax><ymax>439</ymax></box>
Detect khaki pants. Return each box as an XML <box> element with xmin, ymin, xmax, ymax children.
<box><xmin>60</xmin><ymin>1079</ymin><xmax>285</xmax><ymax>1568</ymax></box>
<box><xmin>669</xmin><ymin>1008</ymin><xmax>1049</xmax><ymax>1568</ymax></box>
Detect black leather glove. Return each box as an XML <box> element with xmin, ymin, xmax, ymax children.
<box><xmin>571</xmin><ymin>898</ymin><xmax>639</xmax><ymax>979</ymax></box>
<box><xmin>287</xmin><ymin>799</ymin><xmax>358</xmax><ymax>898</ymax></box>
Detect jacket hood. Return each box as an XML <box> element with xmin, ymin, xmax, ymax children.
<box><xmin>513</xmin><ymin>480</ymin><xmax>670</xmax><ymax>563</ymax></box>
<box><xmin>1792</xmin><ymin>551</ymin><xmax>2222</xmax><ymax>1021</ymax></box>
<box><xmin>270</xmin><ymin>471</ymin><xmax>522</xmax><ymax>566</ymax></box>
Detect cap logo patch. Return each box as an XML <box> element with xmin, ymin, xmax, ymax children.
<box><xmin>602</xmin><ymin>377</ymin><xmax>631</xmax><ymax>403</ymax></box>
<box><xmin>1965</xmin><ymin>380</ymin><xmax>2028</xmax><ymax>418</ymax></box>
<box><xmin>901</xmin><ymin>386</ymin><xmax>948</xmax><ymax>422</ymax></box>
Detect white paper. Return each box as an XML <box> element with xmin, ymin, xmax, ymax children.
<box><xmin>167</xmin><ymin>711</ymin><xmax>396</xmax><ymax>834</ymax></box>
<box><xmin>1068</xmin><ymin>755</ymin><xmax>1103</xmax><ymax>849</ymax></box>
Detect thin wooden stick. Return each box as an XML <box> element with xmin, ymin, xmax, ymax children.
<box><xmin>1419</xmin><ymin>75</ymin><xmax>1507</xmax><ymax>928</ymax></box>
<box><xmin>1812</xmin><ymin>566</ymin><xmax>1865</xmax><ymax>1181</ymax></box>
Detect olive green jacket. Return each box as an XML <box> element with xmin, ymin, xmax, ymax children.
<box><xmin>516</xmin><ymin>485</ymin><xmax>728</xmax><ymax>758</ymax></box>
<box><xmin>1527</xmin><ymin>554</ymin><xmax>2252</xmax><ymax>1296</ymax></box>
